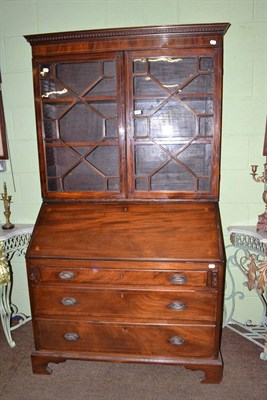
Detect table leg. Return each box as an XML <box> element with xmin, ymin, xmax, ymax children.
<box><xmin>0</xmin><ymin>282</ymin><xmax>15</xmax><ymax>347</ymax></box>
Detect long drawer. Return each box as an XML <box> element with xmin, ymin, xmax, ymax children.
<box><xmin>32</xmin><ymin>287</ymin><xmax>217</xmax><ymax>321</ymax></box>
<box><xmin>31</xmin><ymin>265</ymin><xmax>214</xmax><ymax>288</ymax></box>
<box><xmin>35</xmin><ymin>319</ymin><xmax>216</xmax><ymax>358</ymax></box>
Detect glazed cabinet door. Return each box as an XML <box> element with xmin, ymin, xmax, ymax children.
<box><xmin>33</xmin><ymin>47</ymin><xmax>223</xmax><ymax>200</ymax></box>
<box><xmin>125</xmin><ymin>49</ymin><xmax>222</xmax><ymax>199</ymax></box>
<box><xmin>34</xmin><ymin>53</ymin><xmax>126</xmax><ymax>199</ymax></box>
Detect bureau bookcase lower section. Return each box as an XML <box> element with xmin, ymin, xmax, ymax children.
<box><xmin>27</xmin><ymin>251</ymin><xmax>224</xmax><ymax>383</ymax></box>
<box><xmin>26</xmin><ymin>202</ymin><xmax>225</xmax><ymax>383</ymax></box>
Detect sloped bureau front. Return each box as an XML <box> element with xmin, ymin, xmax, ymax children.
<box><xmin>25</xmin><ymin>23</ymin><xmax>229</xmax><ymax>383</ymax></box>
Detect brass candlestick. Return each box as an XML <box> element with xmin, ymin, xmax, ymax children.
<box><xmin>1</xmin><ymin>182</ymin><xmax>14</xmax><ymax>230</ymax></box>
<box><xmin>251</xmin><ymin>163</ymin><xmax>267</xmax><ymax>231</ymax></box>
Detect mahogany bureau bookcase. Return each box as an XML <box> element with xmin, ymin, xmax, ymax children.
<box><xmin>24</xmin><ymin>23</ymin><xmax>230</xmax><ymax>384</ymax></box>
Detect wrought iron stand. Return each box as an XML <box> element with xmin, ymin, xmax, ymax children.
<box><xmin>0</xmin><ymin>224</ymin><xmax>33</xmax><ymax>347</ymax></box>
<box><xmin>225</xmin><ymin>226</ymin><xmax>267</xmax><ymax>360</ymax></box>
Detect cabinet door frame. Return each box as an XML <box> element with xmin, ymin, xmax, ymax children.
<box><xmin>33</xmin><ymin>52</ymin><xmax>126</xmax><ymax>200</ymax></box>
<box><xmin>125</xmin><ymin>47</ymin><xmax>223</xmax><ymax>200</ymax></box>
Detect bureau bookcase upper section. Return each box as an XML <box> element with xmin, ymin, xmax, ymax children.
<box><xmin>25</xmin><ymin>23</ymin><xmax>230</xmax><ymax>201</ymax></box>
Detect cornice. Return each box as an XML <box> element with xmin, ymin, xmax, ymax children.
<box><xmin>25</xmin><ymin>23</ymin><xmax>230</xmax><ymax>45</ymax></box>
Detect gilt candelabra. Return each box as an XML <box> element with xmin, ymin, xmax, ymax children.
<box><xmin>1</xmin><ymin>182</ymin><xmax>14</xmax><ymax>230</ymax></box>
<box><xmin>251</xmin><ymin>163</ymin><xmax>267</xmax><ymax>231</ymax></box>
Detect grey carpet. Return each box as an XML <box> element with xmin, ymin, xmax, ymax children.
<box><xmin>0</xmin><ymin>323</ymin><xmax>266</xmax><ymax>400</ymax></box>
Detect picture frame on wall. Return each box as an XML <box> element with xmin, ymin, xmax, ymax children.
<box><xmin>0</xmin><ymin>71</ymin><xmax>8</xmax><ymax>160</ymax></box>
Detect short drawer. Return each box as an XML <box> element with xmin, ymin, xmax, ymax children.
<box><xmin>32</xmin><ymin>287</ymin><xmax>217</xmax><ymax>321</ymax></box>
<box><xmin>35</xmin><ymin>319</ymin><xmax>216</xmax><ymax>358</ymax></box>
<box><xmin>32</xmin><ymin>266</ymin><xmax>210</xmax><ymax>288</ymax></box>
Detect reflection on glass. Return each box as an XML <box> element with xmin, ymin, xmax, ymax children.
<box><xmin>59</xmin><ymin>102</ymin><xmax>104</xmax><ymax>142</ymax></box>
<box><xmin>41</xmin><ymin>80</ymin><xmax>69</xmax><ymax>98</ymax></box>
<box><xmin>150</xmin><ymin>100</ymin><xmax>195</xmax><ymax>139</ymax></box>
<box><xmin>149</xmin><ymin>57</ymin><xmax>196</xmax><ymax>88</ymax></box>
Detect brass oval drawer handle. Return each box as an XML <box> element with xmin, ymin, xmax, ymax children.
<box><xmin>168</xmin><ymin>336</ymin><xmax>186</xmax><ymax>346</ymax></box>
<box><xmin>167</xmin><ymin>301</ymin><xmax>186</xmax><ymax>311</ymax></box>
<box><xmin>58</xmin><ymin>271</ymin><xmax>75</xmax><ymax>280</ymax></box>
<box><xmin>168</xmin><ymin>274</ymin><xmax>187</xmax><ymax>285</ymax></box>
<box><xmin>60</xmin><ymin>297</ymin><xmax>78</xmax><ymax>306</ymax></box>
<box><xmin>63</xmin><ymin>332</ymin><xmax>80</xmax><ymax>341</ymax></box>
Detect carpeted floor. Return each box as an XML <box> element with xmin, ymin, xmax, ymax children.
<box><xmin>0</xmin><ymin>322</ymin><xmax>266</xmax><ymax>400</ymax></box>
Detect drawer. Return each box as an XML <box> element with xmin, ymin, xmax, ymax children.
<box><xmin>35</xmin><ymin>319</ymin><xmax>216</xmax><ymax>358</ymax></box>
<box><xmin>32</xmin><ymin>287</ymin><xmax>217</xmax><ymax>321</ymax></box>
<box><xmin>32</xmin><ymin>266</ymin><xmax>210</xmax><ymax>288</ymax></box>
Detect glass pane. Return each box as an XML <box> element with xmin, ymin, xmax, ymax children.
<box><xmin>135</xmin><ymin>177</ymin><xmax>149</xmax><ymax>190</ymax></box>
<box><xmin>45</xmin><ymin>146</ymin><xmax>80</xmax><ymax>178</ymax></box>
<box><xmin>86</xmin><ymin>146</ymin><xmax>119</xmax><ymax>176</ymax></box>
<box><xmin>134</xmin><ymin>76</ymin><xmax>167</xmax><ymax>96</ymax></box>
<box><xmin>182</xmin><ymin>74</ymin><xmax>212</xmax><ymax>94</ymax></box>
<box><xmin>200</xmin><ymin>117</ymin><xmax>213</xmax><ymax>135</ymax></box>
<box><xmin>105</xmin><ymin>118</ymin><xmax>118</xmax><ymax>137</ymax></box>
<box><xmin>199</xmin><ymin>57</ymin><xmax>213</xmax><ymax>71</ymax></box>
<box><xmin>103</xmin><ymin>60</ymin><xmax>116</xmax><ymax>75</ymax></box>
<box><xmin>162</xmin><ymin>143</ymin><xmax>188</xmax><ymax>156</ymax></box>
<box><xmin>134</xmin><ymin>99</ymin><xmax>162</xmax><ymax>116</ymax></box>
<box><xmin>134</xmin><ymin>118</ymin><xmax>148</xmax><ymax>137</ymax></box>
<box><xmin>183</xmin><ymin>99</ymin><xmax>213</xmax><ymax>115</ymax></box>
<box><xmin>63</xmin><ymin>162</ymin><xmax>105</xmax><ymax>191</ymax></box>
<box><xmin>133</xmin><ymin>58</ymin><xmax>147</xmax><ymax>73</ymax></box>
<box><xmin>176</xmin><ymin>144</ymin><xmax>211</xmax><ymax>176</ymax></box>
<box><xmin>198</xmin><ymin>178</ymin><xmax>210</xmax><ymax>191</ymax></box>
<box><xmin>71</xmin><ymin>146</ymin><xmax>90</xmax><ymax>156</ymax></box>
<box><xmin>41</xmin><ymin>80</ymin><xmax>69</xmax><ymax>99</ymax></box>
<box><xmin>46</xmin><ymin>149</ymin><xmax>57</xmax><ymax>177</ymax></box>
<box><xmin>135</xmin><ymin>144</ymin><xmax>169</xmax><ymax>176</ymax></box>
<box><xmin>56</xmin><ymin>62</ymin><xmax>100</xmax><ymax>94</ymax></box>
<box><xmin>90</xmin><ymin>101</ymin><xmax>117</xmax><ymax>117</ymax></box>
<box><xmin>59</xmin><ymin>102</ymin><xmax>104</xmax><ymax>142</ymax></box>
<box><xmin>43</xmin><ymin>103</ymin><xmax>70</xmax><ymax>120</ymax></box>
<box><xmin>107</xmin><ymin>177</ymin><xmax>120</xmax><ymax>191</ymax></box>
<box><xmin>89</xmin><ymin>77</ymin><xmax>116</xmax><ymax>97</ymax></box>
<box><xmin>149</xmin><ymin>57</ymin><xmax>197</xmax><ymax>89</ymax></box>
<box><xmin>151</xmin><ymin>160</ymin><xmax>195</xmax><ymax>191</ymax></box>
<box><xmin>44</xmin><ymin>120</ymin><xmax>57</xmax><ymax>139</ymax></box>
<box><xmin>150</xmin><ymin>99</ymin><xmax>196</xmax><ymax>139</ymax></box>
<box><xmin>47</xmin><ymin>178</ymin><xmax>60</xmax><ymax>192</ymax></box>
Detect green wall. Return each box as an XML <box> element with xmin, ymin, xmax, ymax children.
<box><xmin>0</xmin><ymin>0</ymin><xmax>266</xmax><ymax>321</ymax></box>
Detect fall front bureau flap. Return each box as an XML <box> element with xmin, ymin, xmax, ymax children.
<box><xmin>27</xmin><ymin>202</ymin><xmax>224</xmax><ymax>262</ymax></box>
